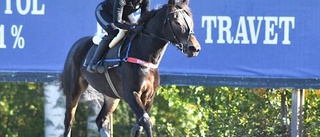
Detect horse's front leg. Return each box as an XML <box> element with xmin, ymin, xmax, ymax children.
<box><xmin>130</xmin><ymin>113</ymin><xmax>153</xmax><ymax>137</ymax></box>
<box><xmin>128</xmin><ymin>91</ymin><xmax>154</xmax><ymax>137</ymax></box>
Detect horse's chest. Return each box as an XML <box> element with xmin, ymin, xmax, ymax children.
<box><xmin>140</xmin><ymin>69</ymin><xmax>158</xmax><ymax>91</ymax></box>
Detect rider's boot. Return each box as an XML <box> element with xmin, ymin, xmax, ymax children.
<box><xmin>87</xmin><ymin>35</ymin><xmax>112</xmax><ymax>73</ymax></box>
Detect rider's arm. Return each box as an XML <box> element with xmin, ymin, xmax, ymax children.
<box><xmin>113</xmin><ymin>0</ymin><xmax>132</xmax><ymax>30</ymax></box>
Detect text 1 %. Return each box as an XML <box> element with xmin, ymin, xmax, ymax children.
<box><xmin>11</xmin><ymin>25</ymin><xmax>25</xmax><ymax>49</ymax></box>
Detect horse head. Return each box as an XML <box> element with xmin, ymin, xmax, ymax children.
<box><xmin>163</xmin><ymin>0</ymin><xmax>201</xmax><ymax>57</ymax></box>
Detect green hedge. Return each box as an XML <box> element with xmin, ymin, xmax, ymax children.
<box><xmin>1</xmin><ymin>83</ymin><xmax>319</xmax><ymax>136</ymax></box>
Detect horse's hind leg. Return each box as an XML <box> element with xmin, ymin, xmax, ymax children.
<box><xmin>96</xmin><ymin>96</ymin><xmax>120</xmax><ymax>137</ymax></box>
<box><xmin>63</xmin><ymin>77</ymin><xmax>88</xmax><ymax>137</ymax></box>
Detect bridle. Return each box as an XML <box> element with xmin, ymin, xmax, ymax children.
<box><xmin>141</xmin><ymin>4</ymin><xmax>194</xmax><ymax>53</ymax></box>
<box><xmin>164</xmin><ymin>6</ymin><xmax>194</xmax><ymax>53</ymax></box>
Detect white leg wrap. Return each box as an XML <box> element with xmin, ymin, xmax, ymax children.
<box><xmin>100</xmin><ymin>128</ymin><xmax>110</xmax><ymax>137</ymax></box>
<box><xmin>143</xmin><ymin>113</ymin><xmax>150</xmax><ymax>119</ymax></box>
<box><xmin>66</xmin><ymin>130</ymin><xmax>71</xmax><ymax>137</ymax></box>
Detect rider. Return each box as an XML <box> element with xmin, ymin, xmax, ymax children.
<box><xmin>87</xmin><ymin>0</ymin><xmax>150</xmax><ymax>73</ymax></box>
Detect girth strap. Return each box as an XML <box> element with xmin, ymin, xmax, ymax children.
<box><xmin>104</xmin><ymin>70</ymin><xmax>121</xmax><ymax>98</ymax></box>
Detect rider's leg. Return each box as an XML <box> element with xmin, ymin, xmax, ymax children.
<box><xmin>87</xmin><ymin>29</ymin><xmax>119</xmax><ymax>73</ymax></box>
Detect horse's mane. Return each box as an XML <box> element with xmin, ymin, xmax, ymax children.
<box><xmin>138</xmin><ymin>5</ymin><xmax>166</xmax><ymax>25</ymax></box>
<box><xmin>138</xmin><ymin>2</ymin><xmax>192</xmax><ymax>25</ymax></box>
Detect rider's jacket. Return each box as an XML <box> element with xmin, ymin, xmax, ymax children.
<box><xmin>101</xmin><ymin>0</ymin><xmax>150</xmax><ymax>30</ymax></box>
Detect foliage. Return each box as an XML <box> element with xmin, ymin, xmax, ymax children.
<box><xmin>303</xmin><ymin>89</ymin><xmax>320</xmax><ymax>136</ymax></box>
<box><xmin>0</xmin><ymin>82</ymin><xmax>44</xmax><ymax>137</ymax></box>
<box><xmin>154</xmin><ymin>86</ymin><xmax>289</xmax><ymax>136</ymax></box>
<box><xmin>0</xmin><ymin>83</ymin><xmax>320</xmax><ymax>136</ymax></box>
<box><xmin>152</xmin><ymin>87</ymin><xmax>320</xmax><ymax>136</ymax></box>
<box><xmin>71</xmin><ymin>101</ymin><xmax>89</xmax><ymax>137</ymax></box>
<box><xmin>112</xmin><ymin>100</ymin><xmax>135</xmax><ymax>136</ymax></box>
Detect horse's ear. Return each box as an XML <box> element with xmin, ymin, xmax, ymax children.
<box><xmin>168</xmin><ymin>0</ymin><xmax>175</xmax><ymax>5</ymax></box>
<box><xmin>182</xmin><ymin>0</ymin><xmax>189</xmax><ymax>5</ymax></box>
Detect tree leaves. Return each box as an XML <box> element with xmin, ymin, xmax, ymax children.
<box><xmin>0</xmin><ymin>82</ymin><xmax>44</xmax><ymax>137</ymax></box>
<box><xmin>0</xmin><ymin>83</ymin><xmax>319</xmax><ymax>136</ymax></box>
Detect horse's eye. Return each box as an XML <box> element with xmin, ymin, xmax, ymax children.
<box><xmin>174</xmin><ymin>14</ymin><xmax>179</xmax><ymax>18</ymax></box>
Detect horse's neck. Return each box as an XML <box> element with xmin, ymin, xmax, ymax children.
<box><xmin>137</xmin><ymin>9</ymin><xmax>168</xmax><ymax>65</ymax></box>
<box><xmin>136</xmin><ymin>32</ymin><xmax>167</xmax><ymax>65</ymax></box>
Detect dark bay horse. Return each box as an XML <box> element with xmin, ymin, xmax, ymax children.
<box><xmin>61</xmin><ymin>0</ymin><xmax>200</xmax><ymax>136</ymax></box>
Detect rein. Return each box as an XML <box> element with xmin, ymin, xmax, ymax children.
<box><xmin>122</xmin><ymin>33</ymin><xmax>160</xmax><ymax>69</ymax></box>
<box><xmin>141</xmin><ymin>28</ymin><xmax>170</xmax><ymax>43</ymax></box>
<box><xmin>104</xmin><ymin>5</ymin><xmax>192</xmax><ymax>69</ymax></box>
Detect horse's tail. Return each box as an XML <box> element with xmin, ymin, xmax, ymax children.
<box><xmin>60</xmin><ymin>36</ymin><xmax>93</xmax><ymax>98</ymax></box>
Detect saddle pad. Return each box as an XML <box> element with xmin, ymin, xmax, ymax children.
<box><xmin>84</xmin><ymin>35</ymin><xmax>132</xmax><ymax>71</ymax></box>
<box><xmin>103</xmin><ymin>34</ymin><xmax>133</xmax><ymax>69</ymax></box>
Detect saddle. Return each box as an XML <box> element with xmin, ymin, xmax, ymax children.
<box><xmin>84</xmin><ymin>32</ymin><xmax>135</xmax><ymax>71</ymax></box>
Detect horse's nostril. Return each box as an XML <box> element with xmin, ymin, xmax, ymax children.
<box><xmin>188</xmin><ymin>46</ymin><xmax>200</xmax><ymax>52</ymax></box>
<box><xmin>188</xmin><ymin>46</ymin><xmax>196</xmax><ymax>52</ymax></box>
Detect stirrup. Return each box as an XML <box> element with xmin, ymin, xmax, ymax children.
<box><xmin>86</xmin><ymin>62</ymin><xmax>98</xmax><ymax>73</ymax></box>
<box><xmin>96</xmin><ymin>65</ymin><xmax>106</xmax><ymax>73</ymax></box>
<box><xmin>87</xmin><ymin>62</ymin><xmax>105</xmax><ymax>73</ymax></box>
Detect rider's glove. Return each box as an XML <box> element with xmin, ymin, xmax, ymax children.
<box><xmin>130</xmin><ymin>24</ymin><xmax>142</xmax><ymax>33</ymax></box>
